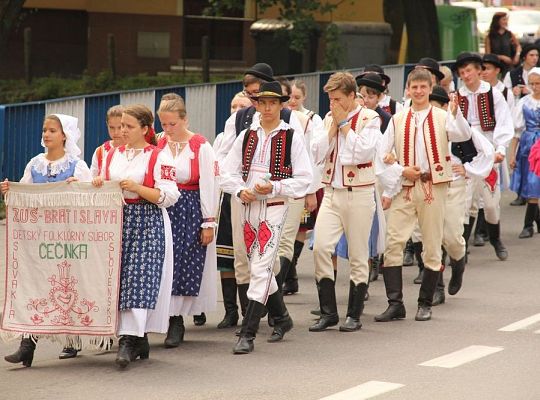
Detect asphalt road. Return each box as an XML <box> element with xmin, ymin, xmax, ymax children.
<box><xmin>1</xmin><ymin>191</ymin><xmax>539</xmax><ymax>400</ymax></box>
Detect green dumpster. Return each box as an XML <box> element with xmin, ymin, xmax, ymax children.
<box><xmin>437</xmin><ymin>5</ymin><xmax>479</xmax><ymax>60</ymax></box>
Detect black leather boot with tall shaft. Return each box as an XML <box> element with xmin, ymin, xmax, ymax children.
<box><xmin>340</xmin><ymin>281</ymin><xmax>368</xmax><ymax>332</ymax></box>
<box><xmin>237</xmin><ymin>284</ymin><xmax>249</xmax><ymax>317</ymax></box>
<box><xmin>266</xmin><ymin>290</ymin><xmax>293</xmax><ymax>342</ymax></box>
<box><xmin>369</xmin><ymin>256</ymin><xmax>380</xmax><ymax>282</ymax></box>
<box><xmin>374</xmin><ymin>267</ymin><xmax>406</xmax><ymax>322</ymax></box>
<box><xmin>432</xmin><ymin>271</ymin><xmax>446</xmax><ymax>306</ymax></box>
<box><xmin>277</xmin><ymin>257</ymin><xmax>290</xmax><ymax>291</ymax></box>
<box><xmin>448</xmin><ymin>256</ymin><xmax>466</xmax><ymax>295</ymax></box>
<box><xmin>403</xmin><ymin>238</ymin><xmax>415</xmax><ymax>266</ymax></box>
<box><xmin>283</xmin><ymin>240</ymin><xmax>303</xmax><ymax>295</ymax></box>
<box><xmin>217</xmin><ymin>278</ymin><xmax>239</xmax><ymax>329</ymax></box>
<box><xmin>116</xmin><ymin>335</ymin><xmax>137</xmax><ymax>368</ymax></box>
<box><xmin>4</xmin><ymin>338</ymin><xmax>36</xmax><ymax>367</ymax></box>
<box><xmin>519</xmin><ymin>203</ymin><xmax>537</xmax><ymax>238</ymax></box>
<box><xmin>415</xmin><ymin>269</ymin><xmax>440</xmax><ymax>321</ymax></box>
<box><xmin>412</xmin><ymin>242</ymin><xmax>424</xmax><ymax>284</ymax></box>
<box><xmin>164</xmin><ymin>315</ymin><xmax>185</xmax><ymax>348</ymax></box>
<box><xmin>487</xmin><ymin>222</ymin><xmax>508</xmax><ymax>260</ymax></box>
<box><xmin>134</xmin><ymin>334</ymin><xmax>150</xmax><ymax>360</ymax></box>
<box><xmin>233</xmin><ymin>300</ymin><xmax>265</xmax><ymax>354</ymax></box>
<box><xmin>463</xmin><ymin>216</ymin><xmax>475</xmax><ymax>263</ymax></box>
<box><xmin>309</xmin><ymin>278</ymin><xmax>339</xmax><ymax>331</ymax></box>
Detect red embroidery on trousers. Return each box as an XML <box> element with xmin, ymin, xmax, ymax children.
<box><xmin>485</xmin><ymin>168</ymin><xmax>498</xmax><ymax>192</ymax></box>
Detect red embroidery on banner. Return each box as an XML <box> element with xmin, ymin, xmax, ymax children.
<box><xmin>161</xmin><ymin>165</ymin><xmax>176</xmax><ymax>181</ymax></box>
<box><xmin>27</xmin><ymin>261</ymin><xmax>98</xmax><ymax>327</ymax></box>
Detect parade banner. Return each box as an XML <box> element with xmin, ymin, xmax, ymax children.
<box><xmin>1</xmin><ymin>182</ymin><xmax>123</xmax><ymax>341</ymax></box>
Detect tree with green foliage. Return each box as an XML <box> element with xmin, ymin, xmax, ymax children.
<box><xmin>0</xmin><ymin>0</ymin><xmax>26</xmax><ymax>58</ymax></box>
<box><xmin>205</xmin><ymin>0</ymin><xmax>350</xmax><ymax>71</ymax></box>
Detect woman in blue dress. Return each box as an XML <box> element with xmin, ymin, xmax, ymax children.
<box><xmin>510</xmin><ymin>67</ymin><xmax>540</xmax><ymax>238</ymax></box>
<box><xmin>2</xmin><ymin>114</ymin><xmax>92</xmax><ymax>367</ymax></box>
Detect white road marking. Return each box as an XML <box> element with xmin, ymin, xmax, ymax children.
<box><xmin>419</xmin><ymin>345</ymin><xmax>504</xmax><ymax>368</ymax></box>
<box><xmin>319</xmin><ymin>381</ymin><xmax>404</xmax><ymax>400</ymax></box>
<box><xmin>498</xmin><ymin>313</ymin><xmax>540</xmax><ymax>332</ymax></box>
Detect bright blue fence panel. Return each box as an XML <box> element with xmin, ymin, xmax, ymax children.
<box><xmin>154</xmin><ymin>87</ymin><xmax>186</xmax><ymax>133</ymax></box>
<box><xmin>84</xmin><ymin>94</ymin><xmax>121</xmax><ymax>165</ymax></box>
<box><xmin>0</xmin><ymin>103</ymin><xmax>45</xmax><ymax>181</ymax></box>
<box><xmin>215</xmin><ymin>81</ymin><xmax>243</xmax><ymax>136</ymax></box>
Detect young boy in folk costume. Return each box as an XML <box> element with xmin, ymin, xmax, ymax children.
<box><xmin>89</xmin><ymin>105</ymin><xmax>126</xmax><ymax>177</ymax></box>
<box><xmin>375</xmin><ymin>69</ymin><xmax>472</xmax><ymax>322</ymax></box>
<box><xmin>309</xmin><ymin>72</ymin><xmax>381</xmax><ymax>333</ymax></box>
<box><xmin>455</xmin><ymin>52</ymin><xmax>514</xmax><ymax>261</ymax></box>
<box><xmin>221</xmin><ymin>81</ymin><xmax>312</xmax><ymax>354</ymax></box>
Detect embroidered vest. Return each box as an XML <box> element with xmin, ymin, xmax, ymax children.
<box><xmin>393</xmin><ymin>107</ymin><xmax>453</xmax><ymax>187</ymax></box>
<box><xmin>458</xmin><ymin>88</ymin><xmax>496</xmax><ymax>132</ymax></box>
<box><xmin>96</xmin><ymin>140</ymin><xmax>113</xmax><ymax>176</ymax></box>
<box><xmin>321</xmin><ymin>107</ymin><xmax>378</xmax><ymax>187</ymax></box>
<box><xmin>105</xmin><ymin>145</ymin><xmax>161</xmax><ymax>188</ymax></box>
<box><xmin>241</xmin><ymin>129</ymin><xmax>294</xmax><ymax>182</ymax></box>
<box><xmin>157</xmin><ymin>135</ymin><xmax>206</xmax><ymax>190</ymax></box>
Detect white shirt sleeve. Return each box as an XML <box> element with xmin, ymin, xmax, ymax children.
<box><xmin>463</xmin><ymin>127</ymin><xmax>495</xmax><ymax>179</ymax></box>
<box><xmin>74</xmin><ymin>160</ymin><xmax>93</xmax><ymax>182</ymax></box>
<box><xmin>492</xmin><ymin>89</ymin><xmax>514</xmax><ymax>155</ymax></box>
<box><xmin>198</xmin><ymin>142</ymin><xmax>218</xmax><ymax>228</ymax></box>
<box><xmin>19</xmin><ymin>158</ymin><xmax>35</xmax><ymax>183</ymax></box>
<box><xmin>271</xmin><ymin>131</ymin><xmax>313</xmax><ymax>199</ymax></box>
<box><xmin>503</xmin><ymin>72</ymin><xmax>512</xmax><ymax>89</ymax></box>
<box><xmin>311</xmin><ymin>114</ymin><xmax>335</xmax><ymax>165</ymax></box>
<box><xmin>446</xmin><ymin>107</ymin><xmax>473</xmax><ymax>143</ymax></box>
<box><xmin>89</xmin><ymin>148</ymin><xmax>99</xmax><ymax>177</ymax></box>
<box><xmin>513</xmin><ymin>97</ymin><xmax>526</xmax><ymax>138</ymax></box>
<box><xmin>215</xmin><ymin>113</ymin><xmax>237</xmax><ymax>167</ymax></box>
<box><xmin>220</xmin><ymin>130</ymin><xmax>247</xmax><ymax>200</ymax></box>
<box><xmin>339</xmin><ymin>116</ymin><xmax>381</xmax><ymax>165</ymax></box>
<box><xmin>153</xmin><ymin>151</ymin><xmax>181</xmax><ymax>208</ymax></box>
<box><xmin>375</xmin><ymin>120</ymin><xmax>404</xmax><ymax>198</ymax></box>
<box><xmin>304</xmin><ymin>117</ymin><xmax>323</xmax><ymax>194</ymax></box>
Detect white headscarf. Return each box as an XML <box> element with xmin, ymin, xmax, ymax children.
<box><xmin>42</xmin><ymin>114</ymin><xmax>82</xmax><ymax>158</ymax></box>
<box><xmin>528</xmin><ymin>67</ymin><xmax>540</xmax><ymax>80</ymax></box>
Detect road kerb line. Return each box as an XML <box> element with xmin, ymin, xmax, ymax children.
<box><xmin>498</xmin><ymin>313</ymin><xmax>540</xmax><ymax>332</ymax></box>
<box><xmin>419</xmin><ymin>345</ymin><xmax>504</xmax><ymax>369</ymax></box>
<box><xmin>319</xmin><ymin>381</ymin><xmax>404</xmax><ymax>400</ymax></box>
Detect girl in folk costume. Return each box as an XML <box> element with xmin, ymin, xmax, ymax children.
<box><xmin>2</xmin><ymin>114</ymin><xmax>92</xmax><ymax>367</ymax></box>
<box><xmin>375</xmin><ymin>69</ymin><xmax>472</xmax><ymax>323</ymax></box>
<box><xmin>214</xmin><ymin>92</ymin><xmax>251</xmax><ymax>329</ymax></box>
<box><xmin>156</xmin><ymin>97</ymin><xmax>218</xmax><ymax>347</ymax></box>
<box><xmin>279</xmin><ymin>79</ymin><xmax>324</xmax><ymax>296</ymax></box>
<box><xmin>221</xmin><ymin>81</ymin><xmax>312</xmax><ymax>354</ymax></box>
<box><xmin>510</xmin><ymin>68</ymin><xmax>540</xmax><ymax>238</ymax></box>
<box><xmin>155</xmin><ymin>92</ymin><xmax>184</xmax><ymax>141</ymax></box>
<box><xmin>89</xmin><ymin>105</ymin><xmax>126</xmax><ymax>177</ymax></box>
<box><xmin>93</xmin><ymin>105</ymin><xmax>180</xmax><ymax>368</ymax></box>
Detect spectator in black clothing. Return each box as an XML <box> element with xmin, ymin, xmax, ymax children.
<box><xmin>485</xmin><ymin>12</ymin><xmax>521</xmax><ymax>72</ymax></box>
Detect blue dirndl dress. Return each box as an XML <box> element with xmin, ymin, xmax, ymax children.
<box><xmin>510</xmin><ymin>101</ymin><xmax>540</xmax><ymax>199</ymax></box>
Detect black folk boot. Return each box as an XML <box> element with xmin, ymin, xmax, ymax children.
<box><xmin>463</xmin><ymin>216</ymin><xmax>475</xmax><ymax>263</ymax></box>
<box><xmin>4</xmin><ymin>338</ymin><xmax>36</xmax><ymax>367</ymax></box>
<box><xmin>369</xmin><ymin>255</ymin><xmax>380</xmax><ymax>282</ymax></box>
<box><xmin>164</xmin><ymin>315</ymin><xmax>185</xmax><ymax>348</ymax></box>
<box><xmin>519</xmin><ymin>203</ymin><xmax>537</xmax><ymax>238</ymax></box>
<box><xmin>309</xmin><ymin>278</ymin><xmax>339</xmax><ymax>331</ymax></box>
<box><xmin>432</xmin><ymin>271</ymin><xmax>446</xmax><ymax>306</ymax></box>
<box><xmin>413</xmin><ymin>242</ymin><xmax>424</xmax><ymax>284</ymax></box>
<box><xmin>266</xmin><ymin>291</ymin><xmax>293</xmax><ymax>342</ymax></box>
<box><xmin>283</xmin><ymin>240</ymin><xmax>303</xmax><ymax>295</ymax></box>
<box><xmin>448</xmin><ymin>256</ymin><xmax>466</xmax><ymax>295</ymax></box>
<box><xmin>374</xmin><ymin>267</ymin><xmax>406</xmax><ymax>322</ymax></box>
<box><xmin>217</xmin><ymin>278</ymin><xmax>239</xmax><ymax>329</ymax></box>
<box><xmin>233</xmin><ymin>300</ymin><xmax>265</xmax><ymax>354</ymax></box>
<box><xmin>487</xmin><ymin>222</ymin><xmax>508</xmax><ymax>261</ymax></box>
<box><xmin>134</xmin><ymin>334</ymin><xmax>150</xmax><ymax>360</ymax></box>
<box><xmin>415</xmin><ymin>269</ymin><xmax>440</xmax><ymax>321</ymax></box>
<box><xmin>340</xmin><ymin>281</ymin><xmax>368</xmax><ymax>332</ymax></box>
<box><xmin>237</xmin><ymin>284</ymin><xmax>249</xmax><ymax>317</ymax></box>
<box><xmin>403</xmin><ymin>238</ymin><xmax>415</xmax><ymax>266</ymax></box>
<box><xmin>116</xmin><ymin>335</ymin><xmax>138</xmax><ymax>368</ymax></box>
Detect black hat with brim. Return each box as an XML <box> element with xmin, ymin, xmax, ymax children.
<box><xmin>521</xmin><ymin>44</ymin><xmax>540</xmax><ymax>60</ymax></box>
<box><xmin>356</xmin><ymin>73</ymin><xmax>386</xmax><ymax>93</ymax></box>
<box><xmin>429</xmin><ymin>85</ymin><xmax>450</xmax><ymax>105</ymax></box>
<box><xmin>359</xmin><ymin>64</ymin><xmax>391</xmax><ymax>86</ymax></box>
<box><xmin>250</xmin><ymin>81</ymin><xmax>290</xmax><ymax>102</ymax></box>
<box><xmin>453</xmin><ymin>52</ymin><xmax>483</xmax><ymax>71</ymax></box>
<box><xmin>482</xmin><ymin>53</ymin><xmax>503</xmax><ymax>70</ymax></box>
<box><xmin>244</xmin><ymin>63</ymin><xmax>274</xmax><ymax>82</ymax></box>
<box><xmin>416</xmin><ymin>57</ymin><xmax>445</xmax><ymax>81</ymax></box>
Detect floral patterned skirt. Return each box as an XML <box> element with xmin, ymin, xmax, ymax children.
<box><xmin>119</xmin><ymin>202</ymin><xmax>165</xmax><ymax>310</ymax></box>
